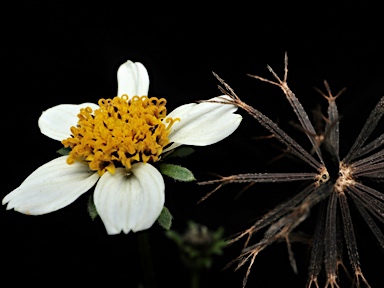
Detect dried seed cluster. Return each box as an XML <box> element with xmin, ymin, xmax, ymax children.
<box><xmin>200</xmin><ymin>54</ymin><xmax>384</xmax><ymax>287</ymax></box>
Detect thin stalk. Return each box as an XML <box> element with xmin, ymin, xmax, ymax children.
<box><xmin>138</xmin><ymin>231</ymin><xmax>157</xmax><ymax>288</ymax></box>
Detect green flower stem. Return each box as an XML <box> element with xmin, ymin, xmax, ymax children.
<box><xmin>190</xmin><ymin>269</ymin><xmax>200</xmax><ymax>288</ymax></box>
<box><xmin>138</xmin><ymin>231</ymin><xmax>157</xmax><ymax>288</ymax></box>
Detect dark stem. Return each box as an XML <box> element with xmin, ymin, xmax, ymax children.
<box><xmin>138</xmin><ymin>231</ymin><xmax>157</xmax><ymax>288</ymax></box>
<box><xmin>190</xmin><ymin>269</ymin><xmax>200</xmax><ymax>288</ymax></box>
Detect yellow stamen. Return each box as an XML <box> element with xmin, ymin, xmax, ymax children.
<box><xmin>62</xmin><ymin>95</ymin><xmax>179</xmax><ymax>176</ymax></box>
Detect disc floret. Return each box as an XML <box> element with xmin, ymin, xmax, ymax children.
<box><xmin>62</xmin><ymin>95</ymin><xmax>179</xmax><ymax>175</ymax></box>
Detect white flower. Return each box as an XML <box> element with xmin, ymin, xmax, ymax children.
<box><xmin>3</xmin><ymin>60</ymin><xmax>242</xmax><ymax>235</ymax></box>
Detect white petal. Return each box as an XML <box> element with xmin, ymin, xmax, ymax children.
<box><xmin>3</xmin><ymin>156</ymin><xmax>99</xmax><ymax>215</ymax></box>
<box><xmin>38</xmin><ymin>102</ymin><xmax>99</xmax><ymax>141</ymax></box>
<box><xmin>94</xmin><ymin>163</ymin><xmax>165</xmax><ymax>235</ymax></box>
<box><xmin>164</xmin><ymin>95</ymin><xmax>242</xmax><ymax>149</ymax></box>
<box><xmin>117</xmin><ymin>60</ymin><xmax>149</xmax><ymax>97</ymax></box>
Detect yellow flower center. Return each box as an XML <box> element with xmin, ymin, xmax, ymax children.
<box><xmin>62</xmin><ymin>95</ymin><xmax>179</xmax><ymax>176</ymax></box>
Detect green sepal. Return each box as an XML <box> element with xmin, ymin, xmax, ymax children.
<box><xmin>157</xmin><ymin>206</ymin><xmax>173</xmax><ymax>230</ymax></box>
<box><xmin>87</xmin><ymin>195</ymin><xmax>98</xmax><ymax>221</ymax></box>
<box><xmin>163</xmin><ymin>146</ymin><xmax>195</xmax><ymax>159</ymax></box>
<box><xmin>57</xmin><ymin>147</ymin><xmax>71</xmax><ymax>156</ymax></box>
<box><xmin>158</xmin><ymin>163</ymin><xmax>195</xmax><ymax>182</ymax></box>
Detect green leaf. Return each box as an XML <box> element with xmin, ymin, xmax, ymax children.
<box><xmin>158</xmin><ymin>163</ymin><xmax>195</xmax><ymax>182</ymax></box>
<box><xmin>87</xmin><ymin>195</ymin><xmax>98</xmax><ymax>220</ymax></box>
<box><xmin>165</xmin><ymin>230</ymin><xmax>183</xmax><ymax>246</ymax></box>
<box><xmin>157</xmin><ymin>206</ymin><xmax>173</xmax><ymax>230</ymax></box>
<box><xmin>57</xmin><ymin>147</ymin><xmax>71</xmax><ymax>156</ymax></box>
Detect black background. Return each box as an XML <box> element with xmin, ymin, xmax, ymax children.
<box><xmin>2</xmin><ymin>3</ymin><xmax>384</xmax><ymax>287</ymax></box>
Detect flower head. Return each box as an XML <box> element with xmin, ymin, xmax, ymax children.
<box><xmin>3</xmin><ymin>60</ymin><xmax>242</xmax><ymax>235</ymax></box>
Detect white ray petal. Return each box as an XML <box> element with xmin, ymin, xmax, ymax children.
<box><xmin>38</xmin><ymin>102</ymin><xmax>99</xmax><ymax>141</ymax></box>
<box><xmin>3</xmin><ymin>156</ymin><xmax>99</xmax><ymax>215</ymax></box>
<box><xmin>165</xmin><ymin>95</ymin><xmax>242</xmax><ymax>148</ymax></box>
<box><xmin>117</xmin><ymin>60</ymin><xmax>150</xmax><ymax>97</ymax></box>
<box><xmin>94</xmin><ymin>163</ymin><xmax>165</xmax><ymax>235</ymax></box>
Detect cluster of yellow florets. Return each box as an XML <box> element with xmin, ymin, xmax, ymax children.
<box><xmin>62</xmin><ymin>95</ymin><xmax>179</xmax><ymax>175</ymax></box>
